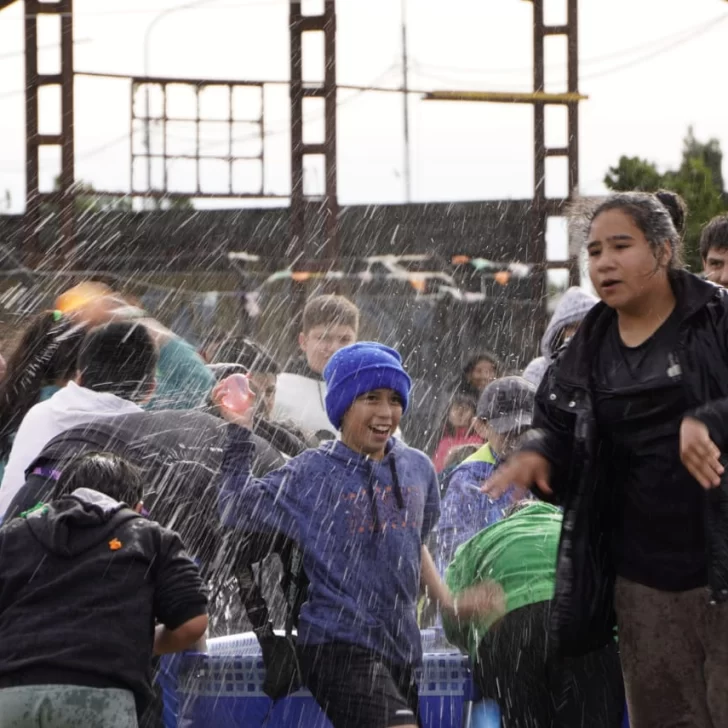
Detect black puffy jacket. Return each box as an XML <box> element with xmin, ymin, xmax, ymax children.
<box><xmin>523</xmin><ymin>270</ymin><xmax>728</xmax><ymax>656</ymax></box>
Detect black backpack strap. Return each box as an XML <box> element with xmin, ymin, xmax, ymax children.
<box><xmin>236</xmin><ymin>563</ymin><xmax>275</xmax><ymax>639</ymax></box>
<box><xmin>284</xmin><ymin>543</ymin><xmax>306</xmax><ymax>637</ymax></box>
<box><xmin>233</xmin><ymin>532</ymin><xmax>306</xmax><ymax>700</ymax></box>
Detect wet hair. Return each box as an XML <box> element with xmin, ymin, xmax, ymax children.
<box><xmin>54</xmin><ymin>451</ymin><xmax>144</xmax><ymax>507</ymax></box>
<box><xmin>302</xmin><ymin>294</ymin><xmax>360</xmax><ymax>335</ymax></box>
<box><xmin>0</xmin><ymin>312</ymin><xmax>86</xmax><ymax>460</ymax></box>
<box><xmin>77</xmin><ymin>321</ymin><xmax>158</xmax><ymax>403</ymax></box>
<box><xmin>212</xmin><ymin>337</ymin><xmax>280</xmax><ymax>375</ymax></box>
<box><xmin>582</xmin><ymin>190</ymin><xmax>687</xmax><ymax>269</ymax></box>
<box><xmin>700</xmin><ymin>214</ymin><xmax>728</xmax><ymax>261</ymax></box>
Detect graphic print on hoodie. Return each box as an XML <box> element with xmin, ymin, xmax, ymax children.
<box><xmin>219</xmin><ymin>426</ymin><xmax>440</xmax><ymax>666</ymax></box>
<box><xmin>522</xmin><ymin>286</ymin><xmax>598</xmax><ymax>387</ymax></box>
<box><xmin>0</xmin><ymin>382</ymin><xmax>142</xmax><ymax>516</ymax></box>
<box><xmin>0</xmin><ymin>488</ymin><xmax>207</xmax><ymax>715</ymax></box>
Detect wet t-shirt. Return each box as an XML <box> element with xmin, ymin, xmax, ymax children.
<box><xmin>594</xmin><ymin>309</ymin><xmax>707</xmax><ymax>592</ymax></box>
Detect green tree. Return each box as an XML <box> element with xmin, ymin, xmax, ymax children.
<box><xmin>52</xmin><ymin>178</ymin><xmax>193</xmax><ymax>212</ymax></box>
<box><xmin>681</xmin><ymin>125</ymin><xmax>723</xmax><ymax>191</ymax></box>
<box><xmin>152</xmin><ymin>196</ymin><xmax>194</xmax><ymax>211</ymax></box>
<box><xmin>52</xmin><ymin>177</ymin><xmax>132</xmax><ymax>212</ymax></box>
<box><xmin>604</xmin><ymin>129</ymin><xmax>727</xmax><ymax>272</ymax></box>
<box><xmin>664</xmin><ymin>158</ymin><xmax>725</xmax><ymax>270</ymax></box>
<box><xmin>604</xmin><ymin>156</ymin><xmax>663</xmax><ymax>193</ymax></box>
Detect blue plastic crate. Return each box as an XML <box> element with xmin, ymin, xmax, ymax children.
<box><xmin>165</xmin><ymin>631</ymin><xmax>476</xmax><ymax>728</ymax></box>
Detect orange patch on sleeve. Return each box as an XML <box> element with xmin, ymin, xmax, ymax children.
<box><xmin>109</xmin><ymin>538</ymin><xmax>123</xmax><ymax>551</ymax></box>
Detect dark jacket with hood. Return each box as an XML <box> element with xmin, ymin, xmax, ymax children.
<box><xmin>0</xmin><ymin>487</ymin><xmax>207</xmax><ymax>715</ymax></box>
<box><xmin>522</xmin><ymin>270</ymin><xmax>728</xmax><ymax>656</ymax></box>
<box><xmin>4</xmin><ymin>409</ymin><xmax>227</xmax><ymax>571</ymax></box>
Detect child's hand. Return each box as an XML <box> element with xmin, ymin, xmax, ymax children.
<box><xmin>445</xmin><ymin>580</ymin><xmax>506</xmax><ymax>623</ymax></box>
<box><xmin>212</xmin><ymin>375</ymin><xmax>256</xmax><ymax>429</ymax></box>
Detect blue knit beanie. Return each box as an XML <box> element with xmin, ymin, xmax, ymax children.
<box><xmin>324</xmin><ymin>342</ymin><xmax>412</xmax><ymax>430</ymax></box>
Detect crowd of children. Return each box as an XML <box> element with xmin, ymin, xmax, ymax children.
<box><xmin>0</xmin><ymin>199</ymin><xmax>728</xmax><ymax>728</ymax></box>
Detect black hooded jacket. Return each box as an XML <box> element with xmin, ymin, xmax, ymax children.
<box><xmin>523</xmin><ymin>270</ymin><xmax>728</xmax><ymax>656</ymax></box>
<box><xmin>0</xmin><ymin>488</ymin><xmax>207</xmax><ymax>714</ymax></box>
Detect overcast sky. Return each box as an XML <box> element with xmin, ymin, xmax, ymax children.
<box><xmin>1</xmin><ymin>0</ymin><xmax>727</xmax><ymax>240</ymax></box>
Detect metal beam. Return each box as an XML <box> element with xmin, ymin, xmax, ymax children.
<box><xmin>289</xmin><ymin>0</ymin><xmax>339</xmax><ymax>266</ymax></box>
<box><xmin>24</xmin><ymin>0</ymin><xmax>75</xmax><ymax>265</ymax></box>
<box><xmin>423</xmin><ymin>90</ymin><xmax>587</xmax><ymax>104</ymax></box>
<box><xmin>531</xmin><ymin>0</ymin><xmax>581</xmax><ymax>289</ymax></box>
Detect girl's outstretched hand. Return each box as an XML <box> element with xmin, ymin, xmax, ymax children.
<box><xmin>481</xmin><ymin>451</ymin><xmax>552</xmax><ymax>499</ymax></box>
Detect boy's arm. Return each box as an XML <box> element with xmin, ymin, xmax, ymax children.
<box><xmin>154</xmin><ymin>615</ymin><xmax>208</xmax><ymax>655</ymax></box>
<box><xmin>420</xmin><ymin>544</ymin><xmax>454</xmax><ymax>613</ymax></box>
<box><xmin>218</xmin><ymin>424</ymin><xmax>302</xmax><ymax>562</ymax></box>
<box><xmin>421</xmin><ymin>544</ymin><xmax>506</xmax><ymax>624</ymax></box>
<box><xmin>152</xmin><ymin>529</ymin><xmax>208</xmax><ymax>655</ymax></box>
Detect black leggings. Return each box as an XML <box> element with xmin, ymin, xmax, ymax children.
<box><xmin>475</xmin><ymin>601</ymin><xmax>624</xmax><ymax>728</ymax></box>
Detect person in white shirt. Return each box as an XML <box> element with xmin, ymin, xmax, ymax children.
<box><xmin>272</xmin><ymin>294</ymin><xmax>359</xmax><ymax>440</ymax></box>
<box><xmin>0</xmin><ymin>322</ymin><xmax>159</xmax><ymax>517</ymax></box>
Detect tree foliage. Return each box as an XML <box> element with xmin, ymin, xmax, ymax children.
<box><xmin>52</xmin><ymin>178</ymin><xmax>193</xmax><ymax>213</ymax></box>
<box><xmin>604</xmin><ymin>128</ymin><xmax>726</xmax><ymax>272</ymax></box>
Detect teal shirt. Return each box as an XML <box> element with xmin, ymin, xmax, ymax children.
<box><xmin>145</xmin><ymin>337</ymin><xmax>215</xmax><ymax>411</ymax></box>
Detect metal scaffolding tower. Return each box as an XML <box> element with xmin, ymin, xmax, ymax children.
<box><xmin>24</xmin><ymin>0</ymin><xmax>76</xmax><ymax>264</ymax></box>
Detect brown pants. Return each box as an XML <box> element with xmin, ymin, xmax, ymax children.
<box><xmin>615</xmin><ymin>577</ymin><xmax>728</xmax><ymax>728</ymax></box>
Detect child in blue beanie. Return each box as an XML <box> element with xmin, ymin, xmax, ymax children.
<box><xmin>214</xmin><ymin>342</ymin><xmax>504</xmax><ymax>728</ymax></box>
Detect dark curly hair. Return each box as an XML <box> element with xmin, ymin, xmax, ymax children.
<box><xmin>0</xmin><ymin>312</ymin><xmax>86</xmax><ymax>460</ymax></box>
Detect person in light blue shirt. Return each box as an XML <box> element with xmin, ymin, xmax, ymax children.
<box><xmin>433</xmin><ymin>376</ymin><xmax>536</xmax><ymax>575</ymax></box>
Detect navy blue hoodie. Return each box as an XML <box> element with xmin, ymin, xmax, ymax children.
<box><xmin>220</xmin><ymin>427</ymin><xmax>440</xmax><ymax>666</ymax></box>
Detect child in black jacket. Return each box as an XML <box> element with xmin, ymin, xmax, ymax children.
<box><xmin>0</xmin><ymin>452</ymin><xmax>208</xmax><ymax>728</ymax></box>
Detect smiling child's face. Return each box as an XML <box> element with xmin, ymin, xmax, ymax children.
<box><xmin>340</xmin><ymin>388</ymin><xmax>403</xmax><ymax>460</ymax></box>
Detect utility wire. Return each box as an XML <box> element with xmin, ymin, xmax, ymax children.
<box><xmin>411</xmin><ymin>13</ymin><xmax>726</xmax><ymax>78</ymax></box>
<box><xmin>0</xmin><ymin>38</ymin><xmax>92</xmax><ymax>62</ymax></box>
<box><xmin>410</xmin><ymin>14</ymin><xmax>727</xmax><ymax>89</ymax></box>
<box><xmin>24</xmin><ymin>0</ymin><xmax>287</xmax><ymax>18</ymax></box>
<box><xmin>580</xmin><ymin>14</ymin><xmax>728</xmax><ymax>82</ymax></box>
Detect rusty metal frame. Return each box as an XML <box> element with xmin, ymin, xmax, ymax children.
<box><xmin>422</xmin><ymin>0</ymin><xmax>582</xmax><ymax>296</ymax></box>
<box><xmin>130</xmin><ymin>77</ymin><xmax>273</xmax><ymax>198</ymax></box>
<box><xmin>24</xmin><ymin>0</ymin><xmax>75</xmax><ymax>264</ymax></box>
<box><xmin>532</xmin><ymin>0</ymin><xmax>580</xmax><ymax>288</ymax></box>
<box><xmin>289</xmin><ymin>0</ymin><xmax>339</xmax><ymax>263</ymax></box>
